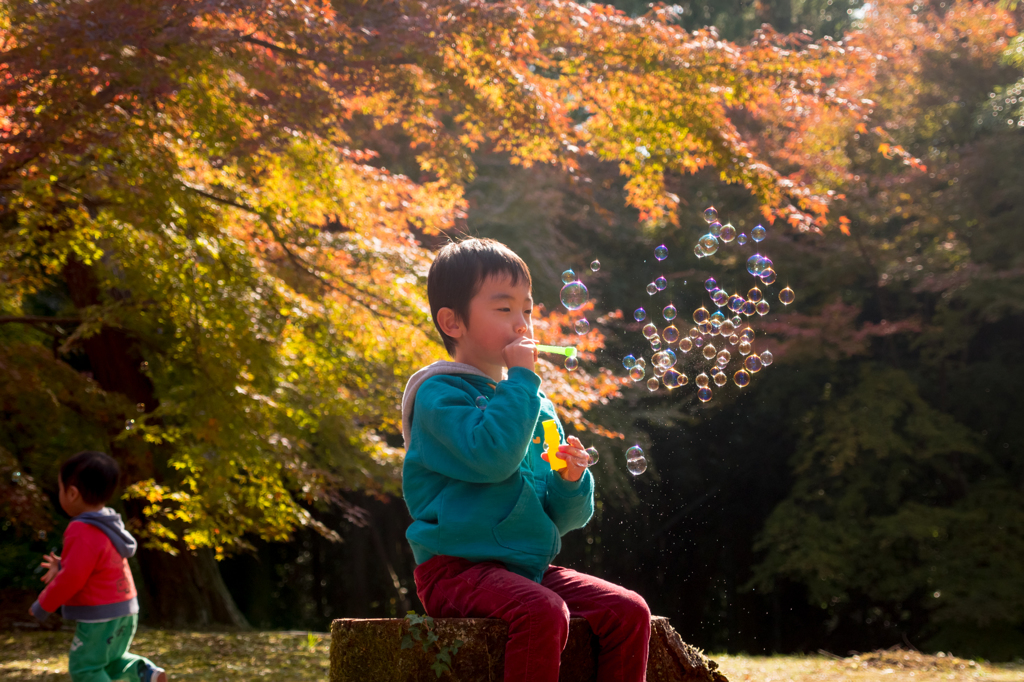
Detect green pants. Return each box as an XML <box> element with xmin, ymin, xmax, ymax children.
<box><xmin>68</xmin><ymin>615</ymin><xmax>154</xmax><ymax>682</ymax></box>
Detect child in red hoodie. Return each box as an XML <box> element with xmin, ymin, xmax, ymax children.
<box><xmin>31</xmin><ymin>451</ymin><xmax>167</xmax><ymax>682</ymax></box>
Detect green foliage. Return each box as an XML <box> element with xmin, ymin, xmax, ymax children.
<box><xmin>401</xmin><ymin>611</ymin><xmax>464</xmax><ymax>678</ymax></box>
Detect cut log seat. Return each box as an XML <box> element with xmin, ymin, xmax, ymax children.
<box><xmin>329</xmin><ymin>615</ymin><xmax>728</xmax><ymax>681</ymax></box>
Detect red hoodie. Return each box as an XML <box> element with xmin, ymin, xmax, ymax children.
<box><xmin>34</xmin><ymin>520</ymin><xmax>138</xmax><ymax>621</ymax></box>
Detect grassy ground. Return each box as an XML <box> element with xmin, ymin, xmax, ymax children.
<box><xmin>1</xmin><ymin>628</ymin><xmax>1021</xmax><ymax>681</ymax></box>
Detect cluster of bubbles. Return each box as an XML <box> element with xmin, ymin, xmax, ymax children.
<box><xmin>620</xmin><ymin>206</ymin><xmax>796</xmax><ymax>408</ymax></box>
<box><xmin>559</xmin><ymin>268</ymin><xmax>592</xmax><ymax>370</ymax></box>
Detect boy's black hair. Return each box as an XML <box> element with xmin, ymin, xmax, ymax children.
<box><xmin>59</xmin><ymin>451</ymin><xmax>119</xmax><ymax>505</ymax></box>
<box><xmin>427</xmin><ymin>238</ymin><xmax>532</xmax><ymax>356</ymax></box>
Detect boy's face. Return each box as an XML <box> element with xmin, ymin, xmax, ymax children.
<box><xmin>442</xmin><ymin>273</ymin><xmax>534</xmax><ymax>375</ymax></box>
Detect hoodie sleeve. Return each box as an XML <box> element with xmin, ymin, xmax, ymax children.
<box><xmin>413</xmin><ymin>368</ymin><xmax>542</xmax><ymax>483</ymax></box>
<box><xmin>35</xmin><ymin>522</ymin><xmax>101</xmax><ymax>615</ymax></box>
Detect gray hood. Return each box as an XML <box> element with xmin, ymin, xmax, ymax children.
<box><xmin>401</xmin><ymin>361</ymin><xmax>497</xmax><ymax>448</ymax></box>
<box><xmin>75</xmin><ymin>508</ymin><xmax>137</xmax><ymax>559</ymax></box>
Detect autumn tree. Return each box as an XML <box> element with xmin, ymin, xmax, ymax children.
<box><xmin>2</xmin><ymin>0</ymin><xmax>864</xmax><ymax>624</ymax></box>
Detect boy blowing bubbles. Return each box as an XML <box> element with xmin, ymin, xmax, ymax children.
<box><xmin>401</xmin><ymin>239</ymin><xmax>651</xmax><ymax>682</ymax></box>
<box><xmin>32</xmin><ymin>451</ymin><xmax>167</xmax><ymax>682</ymax></box>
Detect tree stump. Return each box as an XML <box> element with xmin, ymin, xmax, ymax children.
<box><xmin>329</xmin><ymin>615</ymin><xmax>728</xmax><ymax>681</ymax></box>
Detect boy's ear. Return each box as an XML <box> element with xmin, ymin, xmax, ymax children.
<box><xmin>65</xmin><ymin>485</ymin><xmax>81</xmax><ymax>502</ymax></box>
<box><xmin>436</xmin><ymin>307</ymin><xmax>464</xmax><ymax>339</ymax></box>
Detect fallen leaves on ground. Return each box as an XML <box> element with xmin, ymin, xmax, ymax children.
<box><xmin>715</xmin><ymin>648</ymin><xmax>1024</xmax><ymax>682</ymax></box>
<box><xmin>0</xmin><ymin>629</ymin><xmax>330</xmax><ymax>681</ymax></box>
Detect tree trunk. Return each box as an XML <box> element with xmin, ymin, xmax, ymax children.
<box><xmin>63</xmin><ymin>256</ymin><xmax>248</xmax><ymax>628</ymax></box>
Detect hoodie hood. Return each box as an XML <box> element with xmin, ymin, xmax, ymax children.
<box><xmin>74</xmin><ymin>508</ymin><xmax>137</xmax><ymax>559</ymax></box>
<box><xmin>401</xmin><ymin>361</ymin><xmax>497</xmax><ymax>448</ymax></box>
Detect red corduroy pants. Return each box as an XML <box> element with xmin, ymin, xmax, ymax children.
<box><xmin>414</xmin><ymin>555</ymin><xmax>651</xmax><ymax>682</ymax></box>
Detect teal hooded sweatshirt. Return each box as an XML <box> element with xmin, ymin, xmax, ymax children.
<box><xmin>401</xmin><ymin>362</ymin><xmax>594</xmax><ymax>583</ymax></box>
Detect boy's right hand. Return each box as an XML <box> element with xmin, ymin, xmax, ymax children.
<box><xmin>39</xmin><ymin>552</ymin><xmax>59</xmax><ymax>584</ymax></box>
<box><xmin>502</xmin><ymin>336</ymin><xmax>537</xmax><ymax>372</ymax></box>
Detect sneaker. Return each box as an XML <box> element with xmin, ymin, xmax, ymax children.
<box><xmin>139</xmin><ymin>662</ymin><xmax>167</xmax><ymax>682</ymax></box>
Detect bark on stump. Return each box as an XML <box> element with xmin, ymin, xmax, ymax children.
<box><xmin>330</xmin><ymin>615</ymin><xmax>728</xmax><ymax>682</ymax></box>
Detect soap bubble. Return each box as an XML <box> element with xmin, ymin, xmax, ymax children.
<box><xmin>694</xmin><ymin>243</ymin><xmax>705</xmax><ymax>258</ymax></box>
<box><xmin>627</xmin><ymin>456</ymin><xmax>648</xmax><ymax>476</ymax></box>
<box><xmin>708</xmin><ymin>221</ymin><xmax>723</xmax><ymax>238</ymax></box>
<box><xmin>704</xmin><ymin>206</ymin><xmax>719</xmax><ymax>223</ymax></box>
<box><xmin>629</xmin><ymin>366</ymin><xmax>645</xmax><ymax>381</ymax></box>
<box><xmin>663</xmin><ymin>325</ymin><xmax>680</xmax><ymax>343</ymax></box>
<box><xmin>635</xmin><ymin>357</ymin><xmax>646</xmax><ymax>369</ymax></box>
<box><xmin>760</xmin><ymin>350</ymin><xmax>774</xmax><ymax>366</ymax></box>
<box><xmin>565</xmin><ymin>356</ymin><xmax>579</xmax><ymax>371</ymax></box>
<box><xmin>623</xmin><ymin>354</ymin><xmax>637</xmax><ymax>369</ymax></box>
<box><xmin>37</xmin><ymin>530</ymin><xmax>46</xmax><ymax>540</ymax></box>
<box><xmin>752</xmin><ymin>225</ymin><xmax>767</xmax><ymax>242</ymax></box>
<box><xmin>733</xmin><ymin>369</ymin><xmax>750</xmax><ymax>387</ymax></box>
<box><xmin>688</xmin><ymin>327</ymin><xmax>701</xmax><ymax>339</ymax></box>
<box><xmin>746</xmin><ymin>254</ymin><xmax>767</xmax><ymax>276</ymax></box>
<box><xmin>585</xmin><ymin>447</ymin><xmax>600</xmax><ymax>466</ymax></box>
<box><xmin>634</xmin><ymin>308</ymin><xmax>647</xmax><ymax>322</ymax></box>
<box><xmin>760</xmin><ymin>268</ymin><xmax>777</xmax><ymax>285</ymax></box>
<box><xmin>693</xmin><ymin>307</ymin><xmax>710</xmax><ymax>324</ymax></box>
<box><xmin>743</xmin><ymin>354</ymin><xmax>763</xmax><ymax>373</ymax></box>
<box><xmin>643</xmin><ymin>323</ymin><xmax>658</xmax><ymax>338</ymax></box>
<box><xmin>647</xmin><ymin>377</ymin><xmax>660</xmax><ymax>391</ymax></box>
<box><xmin>720</xmin><ymin>224</ymin><xmax>737</xmax><ymax>242</ymax></box>
<box><xmin>656</xmin><ymin>349</ymin><xmax>677</xmax><ymax>368</ymax></box>
<box><xmin>711</xmin><ymin>290</ymin><xmax>728</xmax><ymax>307</ymax></box>
<box><xmin>678</xmin><ymin>337</ymin><xmax>694</xmax><ymax>352</ymax></box>
<box><xmin>136</xmin><ymin>402</ymin><xmax>146</xmax><ymax>413</ymax></box>
<box><xmin>699</xmin><ymin>234</ymin><xmax>719</xmax><ymax>256</ymax></box>
<box><xmin>705</xmin><ymin>277</ymin><xmax>718</xmax><ymax>291</ymax></box>
<box><xmin>748</xmin><ymin>287</ymin><xmax>763</xmax><ymax>302</ymax></box>
<box><xmin>697</xmin><ymin>386</ymin><xmax>713</xmax><ymax>402</ymax></box>
<box><xmin>650</xmin><ymin>336</ymin><xmax>662</xmax><ymax>350</ymax></box>
<box><xmin>713</xmin><ymin>370</ymin><xmax>728</xmax><ymax>386</ymax></box>
<box><xmin>710</xmin><ymin>310</ymin><xmax>726</xmax><ymax>328</ymax></box>
<box><xmin>702</xmin><ymin>344</ymin><xmax>717</xmax><ymax>360</ymax></box>
<box><xmin>779</xmin><ymin>287</ymin><xmax>796</xmax><ymax>305</ymax></box>
<box><xmin>662</xmin><ymin>369</ymin><xmax>684</xmax><ymax>388</ymax></box>
<box><xmin>695</xmin><ymin>372</ymin><xmax>710</xmax><ymax>388</ymax></box>
<box><xmin>716</xmin><ymin>350</ymin><xmax>731</xmax><ymax>367</ymax></box>
<box><xmin>647</xmin><ymin>283</ymin><xmax>658</xmax><ymax>295</ymax></box>
<box><xmin>719</xmin><ymin>320</ymin><xmax>736</xmax><ymax>336</ymax></box>
<box><xmin>139</xmin><ymin>361</ymin><xmax>149</xmax><ymax>371</ymax></box>
<box><xmin>654</xmin><ymin>364</ymin><xmax>666</xmax><ymax>377</ymax></box>
<box><xmin>731</xmin><ymin>315</ymin><xmax>743</xmax><ymax>326</ymax></box>
<box><xmin>728</xmin><ymin>295</ymin><xmax>745</xmax><ymax>313</ymax></box>
<box><xmin>590</xmin><ymin>260</ymin><xmax>601</xmax><ymax>272</ymax></box>
<box><xmin>742</xmin><ymin>300</ymin><xmax>755</xmax><ymax>316</ymax></box>
<box><xmin>663</xmin><ymin>304</ymin><xmax>677</xmax><ymax>321</ymax></box>
<box><xmin>125</xmin><ymin>419</ymin><xmax>135</xmax><ymax>431</ymax></box>
<box><xmin>11</xmin><ymin>471</ymin><xmax>22</xmax><ymax>484</ymax></box>
<box><xmin>655</xmin><ymin>245</ymin><xmax>668</xmax><ymax>260</ymax></box>
<box><xmin>655</xmin><ymin>277</ymin><xmax>668</xmax><ymax>291</ymax></box>
<box><xmin>739</xmin><ymin>327</ymin><xmax>755</xmax><ymax>342</ymax></box>
<box><xmin>728</xmin><ymin>334</ymin><xmax>740</xmax><ymax>345</ymax></box>
<box><xmin>575</xmin><ymin>318</ymin><xmax>590</xmax><ymax>335</ymax></box>
<box><xmin>739</xmin><ymin>341</ymin><xmax>752</xmax><ymax>355</ymax></box>
<box><xmin>475</xmin><ymin>396</ymin><xmax>489</xmax><ymax>409</ymax></box>
<box><xmin>737</xmin><ymin>233</ymin><xmax>749</xmax><ymax>245</ymax></box>
<box><xmin>560</xmin><ymin>281</ymin><xmax>589</xmax><ymax>310</ymax></box>
<box><xmin>562</xmin><ymin>269</ymin><xmax>576</xmax><ymax>284</ymax></box>
<box><xmin>693</xmin><ymin>335</ymin><xmax>706</xmax><ymax>348</ymax></box>
<box><xmin>755</xmin><ymin>301</ymin><xmax>770</xmax><ymax>316</ymax></box>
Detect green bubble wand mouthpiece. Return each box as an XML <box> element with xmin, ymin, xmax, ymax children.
<box><xmin>536</xmin><ymin>344</ymin><xmax>577</xmax><ymax>358</ymax></box>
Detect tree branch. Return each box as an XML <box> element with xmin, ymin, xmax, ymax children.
<box><xmin>239</xmin><ymin>35</ymin><xmax>416</xmax><ymax>69</ymax></box>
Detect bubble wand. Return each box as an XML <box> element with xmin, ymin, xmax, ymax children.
<box><xmin>535</xmin><ymin>344</ymin><xmax>577</xmax><ymax>358</ymax></box>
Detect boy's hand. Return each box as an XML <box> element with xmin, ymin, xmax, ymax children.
<box><xmin>39</xmin><ymin>552</ymin><xmax>59</xmax><ymax>584</ymax></box>
<box><xmin>547</xmin><ymin>436</ymin><xmax>590</xmax><ymax>483</ymax></box>
<box><xmin>502</xmin><ymin>336</ymin><xmax>537</xmax><ymax>372</ymax></box>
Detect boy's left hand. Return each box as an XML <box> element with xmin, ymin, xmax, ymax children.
<box><xmin>39</xmin><ymin>552</ymin><xmax>59</xmax><ymax>584</ymax></box>
<box><xmin>542</xmin><ymin>435</ymin><xmax>590</xmax><ymax>483</ymax></box>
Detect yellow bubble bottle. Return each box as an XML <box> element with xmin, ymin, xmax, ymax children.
<box><xmin>541</xmin><ymin>419</ymin><xmax>566</xmax><ymax>471</ymax></box>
